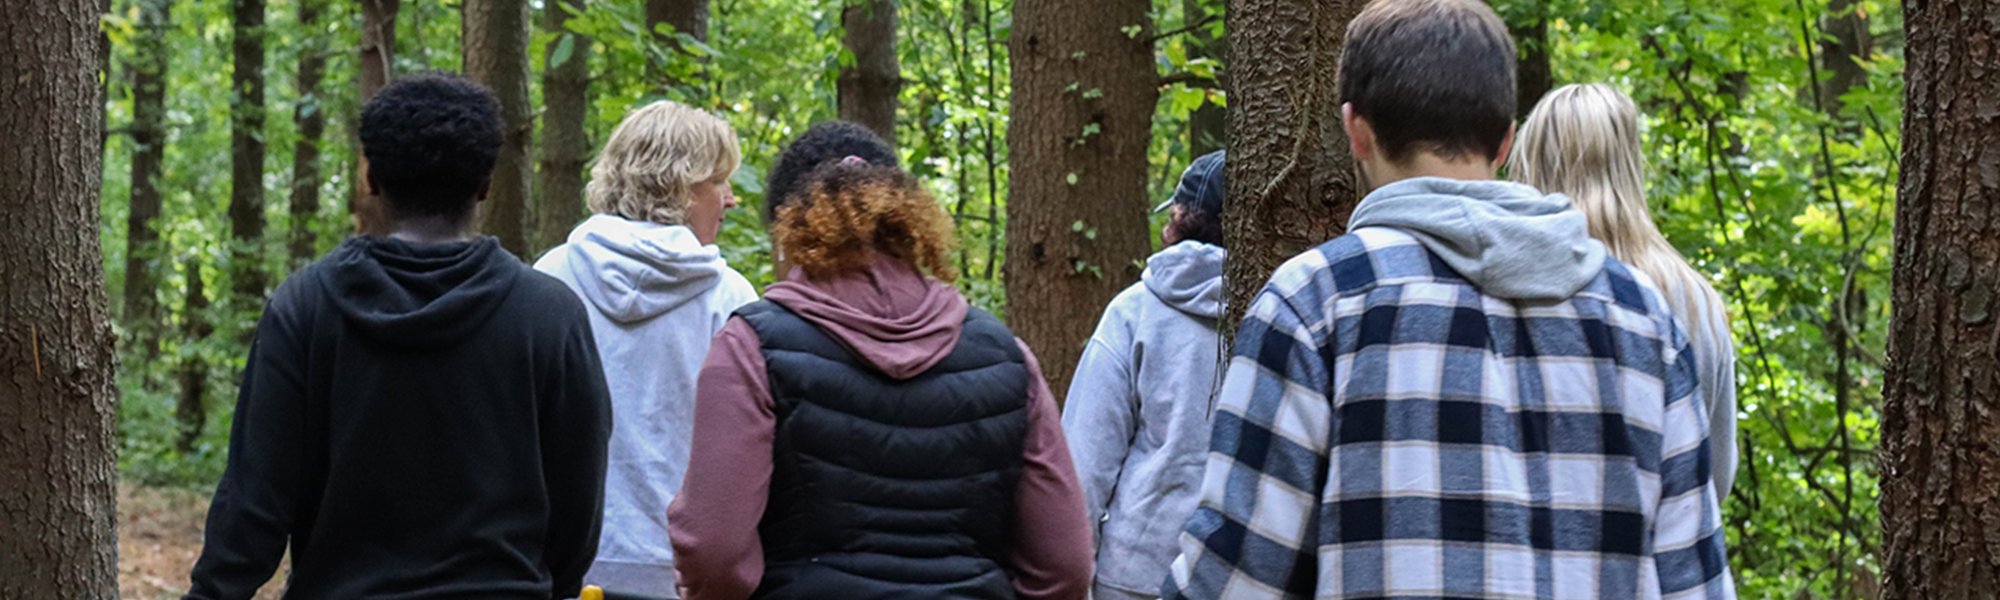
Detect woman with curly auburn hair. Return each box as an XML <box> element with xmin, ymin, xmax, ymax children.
<box><xmin>669</xmin><ymin>160</ymin><xmax>1094</xmax><ymax>600</ymax></box>
<box><xmin>534</xmin><ymin>99</ymin><xmax>758</xmax><ymax>596</ymax></box>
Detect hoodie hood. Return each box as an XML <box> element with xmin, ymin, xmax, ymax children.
<box><xmin>318</xmin><ymin>235</ymin><xmax>523</xmax><ymax>347</ymax></box>
<box><xmin>1142</xmin><ymin>241</ymin><xmax>1226</xmax><ymax>318</ymax></box>
<box><xmin>559</xmin><ymin>214</ymin><xmax>731</xmax><ymax>323</ymax></box>
<box><xmin>762</xmin><ymin>256</ymin><xmax>971</xmax><ymax>380</ymax></box>
<box><xmin>1346</xmin><ymin>177</ymin><xmax>1607</xmax><ymax>300</ymax></box>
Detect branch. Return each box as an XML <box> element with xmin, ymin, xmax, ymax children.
<box><xmin>1148</xmin><ymin>13</ymin><xmax>1220</xmax><ymax>43</ymax></box>
<box><xmin>1156</xmin><ymin>71</ymin><xmax>1218</xmax><ymax>89</ymax></box>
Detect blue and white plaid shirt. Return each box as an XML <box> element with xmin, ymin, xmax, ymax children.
<box><xmin>1163</xmin><ymin>228</ymin><xmax>1734</xmax><ymax>600</ymax></box>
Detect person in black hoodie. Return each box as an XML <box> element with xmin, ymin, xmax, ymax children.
<box><xmin>185</xmin><ymin>73</ymin><xmax>614</xmax><ymax>600</ymax></box>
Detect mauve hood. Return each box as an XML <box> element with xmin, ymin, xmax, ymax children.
<box><xmin>762</xmin><ymin>256</ymin><xmax>970</xmax><ymax>380</ymax></box>
<box><xmin>317</xmin><ymin>235</ymin><xmax>522</xmax><ymax>347</ymax></box>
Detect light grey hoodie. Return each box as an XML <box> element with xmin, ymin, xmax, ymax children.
<box><xmin>1347</xmin><ymin>176</ymin><xmax>1606</xmax><ymax>300</ymax></box>
<box><xmin>534</xmin><ymin>214</ymin><xmax>758</xmax><ymax>596</ymax></box>
<box><xmin>1061</xmin><ymin>241</ymin><xmax>1226</xmax><ymax>597</ymax></box>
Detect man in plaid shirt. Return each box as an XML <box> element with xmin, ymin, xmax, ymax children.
<box><xmin>1161</xmin><ymin>0</ymin><xmax>1735</xmax><ymax>598</ymax></box>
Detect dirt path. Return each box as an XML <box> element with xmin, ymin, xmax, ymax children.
<box><xmin>118</xmin><ymin>483</ymin><xmax>284</xmax><ymax>600</ymax></box>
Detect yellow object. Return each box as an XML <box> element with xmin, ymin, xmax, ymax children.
<box><xmin>581</xmin><ymin>585</ymin><xmax>604</xmax><ymax>600</ymax></box>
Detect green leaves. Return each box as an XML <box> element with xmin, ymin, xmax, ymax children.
<box><xmin>549</xmin><ymin>34</ymin><xmax>577</xmax><ymax>68</ymax></box>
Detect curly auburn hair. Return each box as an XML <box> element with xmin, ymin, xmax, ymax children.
<box><xmin>773</xmin><ymin>162</ymin><xmax>958</xmax><ymax>283</ymax></box>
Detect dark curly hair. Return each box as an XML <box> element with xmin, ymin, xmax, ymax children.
<box><xmin>773</xmin><ymin>162</ymin><xmax>957</xmax><ymax>283</ymax></box>
<box><xmin>763</xmin><ymin>120</ymin><xmax>897</xmax><ymax>224</ymax></box>
<box><xmin>1167</xmin><ymin>205</ymin><xmax>1225</xmax><ymax>248</ymax></box>
<box><xmin>359</xmin><ymin>72</ymin><xmax>504</xmax><ymax>219</ymax></box>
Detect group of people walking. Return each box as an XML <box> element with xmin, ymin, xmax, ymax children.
<box><xmin>182</xmin><ymin>0</ymin><xmax>1739</xmax><ymax>599</ymax></box>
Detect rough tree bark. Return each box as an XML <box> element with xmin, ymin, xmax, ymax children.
<box><xmin>646</xmin><ymin>0</ymin><xmax>708</xmax><ymax>93</ymax></box>
<box><xmin>839</xmin><ymin>0</ymin><xmax>901</xmax><ymax>147</ymax></box>
<box><xmin>230</xmin><ymin>0</ymin><xmax>269</xmax><ymax>303</ymax></box>
<box><xmin>1510</xmin><ymin>0</ymin><xmax>1551</xmax><ymax>119</ymax></box>
<box><xmin>1218</xmin><ymin>0</ymin><xmax>1363</xmax><ymax>341</ymax></box>
<box><xmin>352</xmin><ymin>0</ymin><xmax>399</xmax><ymax>235</ymax></box>
<box><xmin>290</xmin><ymin>0</ymin><xmax>327</xmax><ymax>267</ymax></box>
<box><xmin>1005</xmin><ymin>0</ymin><xmax>1156</xmax><ymax>399</ymax></box>
<box><xmin>1879</xmin><ymin>0</ymin><xmax>2000</xmax><ymax>597</ymax></box>
<box><xmin>176</xmin><ymin>258</ymin><xmax>213</xmax><ymax>453</ymax></box>
<box><xmin>124</xmin><ymin>0</ymin><xmax>171</xmax><ymax>357</ymax></box>
<box><xmin>1185</xmin><ymin>0</ymin><xmax>1224</xmax><ymax>156</ymax></box>
<box><xmin>537</xmin><ymin>0</ymin><xmax>591</xmax><ymax>251</ymax></box>
<box><xmin>0</xmin><ymin>0</ymin><xmax>121</xmax><ymax>593</ymax></box>
<box><xmin>463</xmin><ymin>0</ymin><xmax>534</xmax><ymax>259</ymax></box>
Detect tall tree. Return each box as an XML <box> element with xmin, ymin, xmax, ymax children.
<box><xmin>0</xmin><ymin>0</ymin><xmax>120</xmax><ymax>593</ymax></box>
<box><xmin>1184</xmin><ymin>0</ymin><xmax>1224</xmax><ymax>156</ymax></box>
<box><xmin>537</xmin><ymin>0</ymin><xmax>591</xmax><ymax>251</ymax></box>
<box><xmin>353</xmin><ymin>0</ymin><xmax>400</xmax><ymax>235</ymax></box>
<box><xmin>463</xmin><ymin>0</ymin><xmax>534</xmax><ymax>258</ymax></box>
<box><xmin>1879</xmin><ymin>0</ymin><xmax>2000</xmax><ymax>596</ymax></box>
<box><xmin>1817</xmin><ymin>0</ymin><xmax>1871</xmax><ymax>117</ymax></box>
<box><xmin>1005</xmin><ymin>0</ymin><xmax>1156</xmax><ymax>398</ymax></box>
<box><xmin>176</xmin><ymin>258</ymin><xmax>214</xmax><ymax>452</ymax></box>
<box><xmin>230</xmin><ymin>0</ymin><xmax>269</xmax><ymax>303</ymax></box>
<box><xmin>839</xmin><ymin>0</ymin><xmax>900</xmax><ymax>146</ymax></box>
<box><xmin>124</xmin><ymin>0</ymin><xmax>172</xmax><ymax>357</ymax></box>
<box><xmin>646</xmin><ymin>0</ymin><xmax>708</xmax><ymax>92</ymax></box>
<box><xmin>1218</xmin><ymin>0</ymin><xmax>1363</xmax><ymax>339</ymax></box>
<box><xmin>1509</xmin><ymin>0</ymin><xmax>1551</xmax><ymax>118</ymax></box>
<box><xmin>290</xmin><ymin>0</ymin><xmax>328</xmax><ymax>267</ymax></box>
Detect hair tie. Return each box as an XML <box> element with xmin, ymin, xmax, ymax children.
<box><xmin>840</xmin><ymin>155</ymin><xmax>867</xmax><ymax>165</ymax></box>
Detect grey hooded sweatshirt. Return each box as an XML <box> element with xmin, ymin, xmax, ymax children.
<box><xmin>534</xmin><ymin>214</ymin><xmax>758</xmax><ymax>596</ymax></box>
<box><xmin>1347</xmin><ymin>176</ymin><xmax>1736</xmax><ymax>494</ymax></box>
<box><xmin>1061</xmin><ymin>240</ymin><xmax>1227</xmax><ymax>597</ymax></box>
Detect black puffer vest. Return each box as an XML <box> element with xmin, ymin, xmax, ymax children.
<box><xmin>736</xmin><ymin>300</ymin><xmax>1030</xmax><ymax>600</ymax></box>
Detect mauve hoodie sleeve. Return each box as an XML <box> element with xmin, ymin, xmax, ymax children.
<box><xmin>1008</xmin><ymin>339</ymin><xmax>1095</xmax><ymax>600</ymax></box>
<box><xmin>669</xmin><ymin>317</ymin><xmax>774</xmax><ymax>600</ymax></box>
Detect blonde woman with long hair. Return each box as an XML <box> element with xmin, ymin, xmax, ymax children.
<box><xmin>1510</xmin><ymin>83</ymin><xmax>1740</xmax><ymax>500</ymax></box>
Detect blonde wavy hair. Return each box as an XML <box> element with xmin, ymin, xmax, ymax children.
<box><xmin>586</xmin><ymin>100</ymin><xmax>741</xmax><ymax>226</ymax></box>
<box><xmin>773</xmin><ymin>162</ymin><xmax>959</xmax><ymax>283</ymax></box>
<box><xmin>1509</xmin><ymin>83</ymin><xmax>1726</xmax><ymax>323</ymax></box>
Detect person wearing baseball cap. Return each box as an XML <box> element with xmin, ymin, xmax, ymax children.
<box><xmin>1060</xmin><ymin>150</ymin><xmax>1227</xmax><ymax>600</ymax></box>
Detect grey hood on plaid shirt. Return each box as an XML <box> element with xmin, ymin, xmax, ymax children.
<box><xmin>1347</xmin><ymin>176</ymin><xmax>1608</xmax><ymax>300</ymax></box>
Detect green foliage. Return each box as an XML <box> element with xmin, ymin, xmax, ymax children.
<box><xmin>100</xmin><ymin>3</ymin><xmax>1901</xmax><ymax>597</ymax></box>
<box><xmin>1504</xmin><ymin>0</ymin><xmax>1904</xmax><ymax>596</ymax></box>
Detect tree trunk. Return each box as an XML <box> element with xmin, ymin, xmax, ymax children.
<box><xmin>1510</xmin><ymin>0</ymin><xmax>1551</xmax><ymax>119</ymax></box>
<box><xmin>646</xmin><ymin>0</ymin><xmax>708</xmax><ymax>93</ymax></box>
<box><xmin>353</xmin><ymin>0</ymin><xmax>399</xmax><ymax>235</ymax></box>
<box><xmin>176</xmin><ymin>258</ymin><xmax>213</xmax><ymax>453</ymax></box>
<box><xmin>537</xmin><ymin>0</ymin><xmax>590</xmax><ymax>251</ymax></box>
<box><xmin>1879</xmin><ymin>0</ymin><xmax>2000</xmax><ymax>597</ymax></box>
<box><xmin>290</xmin><ymin>0</ymin><xmax>327</xmax><ymax>268</ymax></box>
<box><xmin>839</xmin><ymin>0</ymin><xmax>900</xmax><ymax>147</ymax></box>
<box><xmin>463</xmin><ymin>0</ymin><xmax>534</xmax><ymax>259</ymax></box>
<box><xmin>124</xmin><ymin>0</ymin><xmax>171</xmax><ymax>357</ymax></box>
<box><xmin>1818</xmin><ymin>0</ymin><xmax>1871</xmax><ymax>118</ymax></box>
<box><xmin>1218</xmin><ymin>0</ymin><xmax>1363</xmax><ymax>342</ymax></box>
<box><xmin>230</xmin><ymin>0</ymin><xmax>269</xmax><ymax>304</ymax></box>
<box><xmin>1004</xmin><ymin>0</ymin><xmax>1156</xmax><ymax>400</ymax></box>
<box><xmin>1185</xmin><ymin>0</ymin><xmax>1224</xmax><ymax>156</ymax></box>
<box><xmin>0</xmin><ymin>0</ymin><xmax>121</xmax><ymax>593</ymax></box>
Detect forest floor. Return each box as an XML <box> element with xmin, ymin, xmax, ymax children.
<box><xmin>118</xmin><ymin>483</ymin><xmax>284</xmax><ymax>600</ymax></box>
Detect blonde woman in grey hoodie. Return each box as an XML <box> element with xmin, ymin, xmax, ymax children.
<box><xmin>535</xmin><ymin>100</ymin><xmax>758</xmax><ymax>597</ymax></box>
<box><xmin>1510</xmin><ymin>83</ymin><xmax>1739</xmax><ymax>500</ymax></box>
<box><xmin>1062</xmin><ymin>151</ymin><xmax>1228</xmax><ymax>600</ymax></box>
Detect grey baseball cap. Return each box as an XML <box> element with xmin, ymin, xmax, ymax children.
<box><xmin>1153</xmin><ymin>150</ymin><xmax>1226</xmax><ymax>216</ymax></box>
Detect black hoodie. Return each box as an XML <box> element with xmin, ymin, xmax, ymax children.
<box><xmin>187</xmin><ymin>236</ymin><xmax>613</xmax><ymax>600</ymax></box>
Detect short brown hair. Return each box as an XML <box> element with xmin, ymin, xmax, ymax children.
<box><xmin>1338</xmin><ymin>0</ymin><xmax>1516</xmax><ymax>163</ymax></box>
<box><xmin>773</xmin><ymin>162</ymin><xmax>958</xmax><ymax>283</ymax></box>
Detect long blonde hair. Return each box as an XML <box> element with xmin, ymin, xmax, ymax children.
<box><xmin>1509</xmin><ymin>83</ymin><xmax>1726</xmax><ymax>326</ymax></box>
<box><xmin>586</xmin><ymin>100</ymin><xmax>742</xmax><ymax>226</ymax></box>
